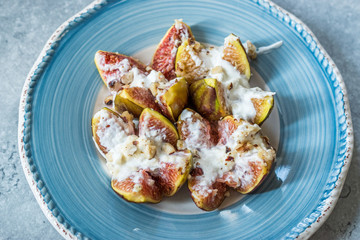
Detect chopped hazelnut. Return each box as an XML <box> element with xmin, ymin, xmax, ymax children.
<box><xmin>150</xmin><ymin>82</ymin><xmax>159</xmax><ymax>96</ymax></box>
<box><xmin>176</xmin><ymin>140</ymin><xmax>186</xmax><ymax>150</ymax></box>
<box><xmin>121</xmin><ymin>71</ymin><xmax>134</xmax><ymax>85</ymax></box>
<box><xmin>246</xmin><ymin>40</ymin><xmax>257</xmax><ymax>60</ymax></box>
<box><xmin>162</xmin><ymin>143</ymin><xmax>176</xmax><ymax>154</ymax></box>
<box><xmin>143</xmin><ymin>144</ymin><xmax>156</xmax><ymax>159</ymax></box>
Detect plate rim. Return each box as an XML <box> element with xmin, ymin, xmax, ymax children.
<box><xmin>18</xmin><ymin>0</ymin><xmax>354</xmax><ymax>239</ymax></box>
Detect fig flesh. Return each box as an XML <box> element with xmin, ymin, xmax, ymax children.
<box><xmin>156</xmin><ymin>150</ymin><xmax>192</xmax><ymax>197</ymax></box>
<box><xmin>152</xmin><ymin>19</ymin><xmax>194</xmax><ymax>80</ymax></box>
<box><xmin>114</xmin><ymin>87</ymin><xmax>161</xmax><ymax>117</ymax></box>
<box><xmin>111</xmin><ymin>170</ymin><xmax>162</xmax><ymax>203</ymax></box>
<box><xmin>222</xmin><ymin>34</ymin><xmax>251</xmax><ymax>80</ymax></box>
<box><xmin>138</xmin><ymin>108</ymin><xmax>179</xmax><ymax>147</ymax></box>
<box><xmin>111</xmin><ymin>150</ymin><xmax>192</xmax><ymax>201</ymax></box>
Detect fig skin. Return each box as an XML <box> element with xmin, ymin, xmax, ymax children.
<box><xmin>114</xmin><ymin>87</ymin><xmax>161</xmax><ymax>117</ymax></box>
<box><xmin>94</xmin><ymin>50</ymin><xmax>148</xmax><ymax>91</ymax></box>
<box><xmin>157</xmin><ymin>77</ymin><xmax>189</xmax><ymax>122</ymax></box>
<box><xmin>252</xmin><ymin>95</ymin><xmax>274</xmax><ymax>125</ymax></box>
<box><xmin>91</xmin><ymin>107</ymin><xmax>135</xmax><ymax>154</ymax></box>
<box><xmin>138</xmin><ymin>108</ymin><xmax>179</xmax><ymax>147</ymax></box>
<box><xmin>189</xmin><ymin>78</ymin><xmax>229</xmax><ymax>121</ymax></box>
<box><xmin>151</xmin><ymin>20</ymin><xmax>194</xmax><ymax>80</ymax></box>
<box><xmin>222</xmin><ymin>34</ymin><xmax>251</xmax><ymax>80</ymax></box>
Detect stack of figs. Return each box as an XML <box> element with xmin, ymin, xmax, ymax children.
<box><xmin>92</xmin><ymin>20</ymin><xmax>275</xmax><ymax>211</ymax></box>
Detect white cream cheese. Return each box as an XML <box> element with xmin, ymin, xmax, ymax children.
<box><xmin>129</xmin><ymin>68</ymin><xmax>166</xmax><ymax>89</ymax></box>
<box><xmin>199</xmin><ymin>46</ymin><xmax>249</xmax><ymax>88</ymax></box>
<box><xmin>106</xmin><ymin>136</ymin><xmax>159</xmax><ymax>183</ymax></box>
<box><xmin>179</xmin><ymin>109</ymin><xmax>212</xmax><ymax>149</ymax></box>
<box><xmin>95</xmin><ymin>109</ymin><xmax>129</xmax><ymax>151</ymax></box>
<box><xmin>256</xmin><ymin>41</ymin><xmax>283</xmax><ymax>55</ymax></box>
<box><xmin>106</xmin><ymin>134</ymin><xmax>190</xmax><ymax>186</ymax></box>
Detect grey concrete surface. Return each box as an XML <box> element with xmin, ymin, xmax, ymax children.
<box><xmin>0</xmin><ymin>0</ymin><xmax>358</xmax><ymax>239</ymax></box>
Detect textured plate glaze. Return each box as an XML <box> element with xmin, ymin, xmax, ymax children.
<box><xmin>18</xmin><ymin>0</ymin><xmax>353</xmax><ymax>239</ymax></box>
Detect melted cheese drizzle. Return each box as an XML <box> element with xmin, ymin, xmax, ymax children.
<box><xmin>94</xmin><ymin>109</ymin><xmax>130</xmax><ymax>151</ymax></box>
<box><xmin>95</xmin><ymin>109</ymin><xmax>189</xmax><ymax>192</ymax></box>
<box><xmin>256</xmin><ymin>41</ymin><xmax>283</xmax><ymax>55</ymax></box>
<box><xmin>179</xmin><ymin>109</ymin><xmax>275</xmax><ymax>197</ymax></box>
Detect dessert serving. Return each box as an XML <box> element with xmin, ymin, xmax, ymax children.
<box><xmin>92</xmin><ymin>19</ymin><xmax>277</xmax><ymax>211</ymax></box>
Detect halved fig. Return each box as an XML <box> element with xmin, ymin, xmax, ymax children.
<box><xmin>177</xmin><ymin>108</ymin><xmax>215</xmax><ymax>148</ymax></box>
<box><xmin>94</xmin><ymin>51</ymin><xmax>149</xmax><ymax>92</ymax></box>
<box><xmin>156</xmin><ymin>149</ymin><xmax>192</xmax><ymax>197</ymax></box>
<box><xmin>217</xmin><ymin>116</ymin><xmax>275</xmax><ymax>194</ymax></box>
<box><xmin>222</xmin><ymin>34</ymin><xmax>251</xmax><ymax>80</ymax></box>
<box><xmin>114</xmin><ymin>87</ymin><xmax>161</xmax><ymax>117</ymax></box>
<box><xmin>106</xmin><ymin>131</ymin><xmax>192</xmax><ymax>202</ymax></box>
<box><xmin>188</xmin><ymin>168</ymin><xmax>228</xmax><ymax>211</ymax></box>
<box><xmin>175</xmin><ymin>40</ymin><xmax>208</xmax><ymax>84</ymax></box>
<box><xmin>139</xmin><ymin>108</ymin><xmax>179</xmax><ymax>147</ymax></box>
<box><xmin>154</xmin><ymin>77</ymin><xmax>189</xmax><ymax>122</ymax></box>
<box><xmin>91</xmin><ymin>107</ymin><xmax>135</xmax><ymax>154</ymax></box>
<box><xmin>151</xmin><ymin>19</ymin><xmax>194</xmax><ymax>80</ymax></box>
<box><xmin>252</xmin><ymin>95</ymin><xmax>274</xmax><ymax>125</ymax></box>
<box><xmin>111</xmin><ymin>170</ymin><xmax>162</xmax><ymax>203</ymax></box>
<box><xmin>190</xmin><ymin>78</ymin><xmax>229</xmax><ymax>121</ymax></box>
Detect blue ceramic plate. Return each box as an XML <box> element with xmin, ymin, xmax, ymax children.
<box><xmin>18</xmin><ymin>0</ymin><xmax>353</xmax><ymax>239</ymax></box>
